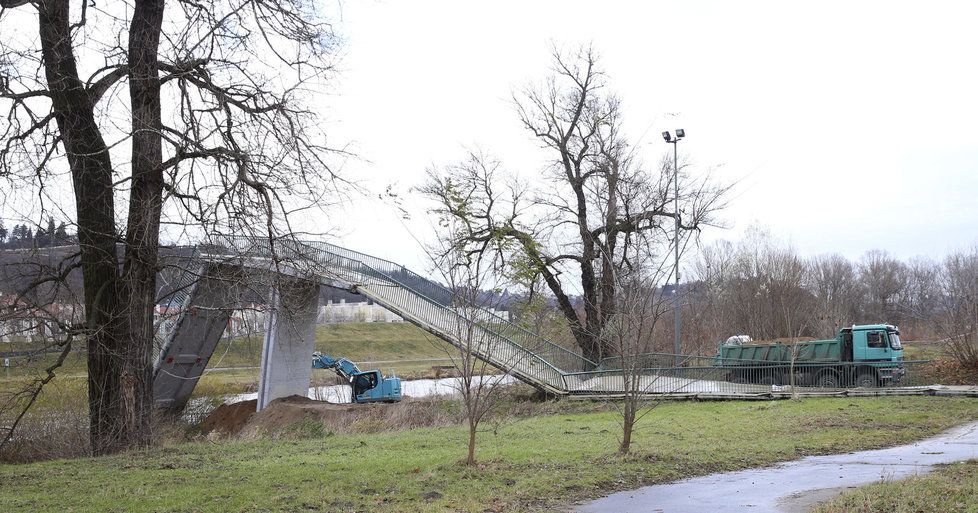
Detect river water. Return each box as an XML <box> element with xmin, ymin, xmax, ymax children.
<box><xmin>190</xmin><ymin>374</ymin><xmax>517</xmax><ymax>413</ymax></box>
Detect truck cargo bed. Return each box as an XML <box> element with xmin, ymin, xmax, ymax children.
<box><xmin>718</xmin><ymin>339</ymin><xmax>840</xmax><ymax>363</ymax></box>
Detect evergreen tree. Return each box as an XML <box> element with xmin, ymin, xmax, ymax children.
<box><xmin>11</xmin><ymin>224</ymin><xmax>25</xmax><ymax>244</ymax></box>
<box><xmin>55</xmin><ymin>222</ymin><xmax>68</xmax><ymax>241</ymax></box>
<box><xmin>44</xmin><ymin>217</ymin><xmax>56</xmax><ymax>247</ymax></box>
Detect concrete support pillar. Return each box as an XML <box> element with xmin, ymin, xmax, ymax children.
<box><xmin>152</xmin><ymin>265</ymin><xmax>236</xmax><ymax>412</ymax></box>
<box><xmin>256</xmin><ymin>279</ymin><xmax>320</xmax><ymax>411</ymax></box>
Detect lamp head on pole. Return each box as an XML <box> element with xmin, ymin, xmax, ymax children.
<box><xmin>662</xmin><ymin>129</ymin><xmax>685</xmax><ymax>143</ymax></box>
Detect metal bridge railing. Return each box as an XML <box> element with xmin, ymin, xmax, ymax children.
<box><xmin>292</xmin><ymin>239</ymin><xmax>596</xmax><ymax>373</ymax></box>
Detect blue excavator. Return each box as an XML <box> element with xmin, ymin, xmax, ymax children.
<box><xmin>312</xmin><ymin>352</ymin><xmax>402</xmax><ymax>403</ymax></box>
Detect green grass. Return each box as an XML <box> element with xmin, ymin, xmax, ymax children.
<box><xmin>4</xmin><ymin>396</ymin><xmax>978</xmax><ymax>512</ymax></box>
<box><xmin>203</xmin><ymin>322</ymin><xmax>451</xmax><ymax>369</ymax></box>
<box><xmin>813</xmin><ymin>459</ymin><xmax>978</xmax><ymax>513</ymax></box>
<box><xmin>313</xmin><ymin>322</ymin><xmax>451</xmax><ymax>360</ymax></box>
<box><xmin>0</xmin><ymin>350</ymin><xmax>88</xmax><ymax>381</ymax></box>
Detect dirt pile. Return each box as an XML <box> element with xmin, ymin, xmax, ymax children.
<box><xmin>199</xmin><ymin>396</ymin><xmax>357</xmax><ymax>439</ymax></box>
<box><xmin>198</xmin><ymin>399</ymin><xmax>258</xmax><ymax>437</ymax></box>
<box><xmin>242</xmin><ymin>396</ymin><xmax>356</xmax><ymax>438</ymax></box>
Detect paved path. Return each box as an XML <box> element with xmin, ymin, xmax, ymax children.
<box><xmin>576</xmin><ymin>420</ymin><xmax>978</xmax><ymax>513</ymax></box>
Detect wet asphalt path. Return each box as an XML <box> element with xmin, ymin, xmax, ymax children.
<box><xmin>576</xmin><ymin>420</ymin><xmax>978</xmax><ymax>513</ymax></box>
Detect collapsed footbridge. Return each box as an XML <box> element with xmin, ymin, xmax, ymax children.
<box><xmin>154</xmin><ymin>238</ymin><xmax>755</xmax><ymax>412</ymax></box>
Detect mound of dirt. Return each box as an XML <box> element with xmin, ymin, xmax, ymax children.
<box><xmin>241</xmin><ymin>395</ymin><xmax>356</xmax><ymax>438</ymax></box>
<box><xmin>198</xmin><ymin>399</ymin><xmax>258</xmax><ymax>437</ymax></box>
<box><xmin>199</xmin><ymin>395</ymin><xmax>358</xmax><ymax>439</ymax></box>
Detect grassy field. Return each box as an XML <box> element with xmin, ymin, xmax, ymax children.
<box><xmin>205</xmin><ymin>322</ymin><xmax>452</xmax><ymax>368</ymax></box>
<box><xmin>814</xmin><ymin>459</ymin><xmax>978</xmax><ymax>513</ymax></box>
<box><xmin>3</xmin><ymin>396</ymin><xmax>978</xmax><ymax>512</ymax></box>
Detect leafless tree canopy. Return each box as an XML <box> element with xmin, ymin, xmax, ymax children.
<box><xmin>421</xmin><ymin>46</ymin><xmax>729</xmax><ymax>364</ymax></box>
<box><xmin>2</xmin><ymin>0</ymin><xmax>342</xmax><ymax>236</ymax></box>
<box><xmin>935</xmin><ymin>251</ymin><xmax>978</xmax><ymax>368</ymax></box>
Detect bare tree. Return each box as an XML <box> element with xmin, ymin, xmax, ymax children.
<box><xmin>598</xmin><ymin>246</ymin><xmax>678</xmax><ymax>454</ymax></box>
<box><xmin>902</xmin><ymin>257</ymin><xmax>941</xmax><ymax>338</ymax></box>
<box><xmin>764</xmin><ymin>245</ymin><xmax>815</xmax><ymax>392</ymax></box>
<box><xmin>425</xmin><ymin>189</ymin><xmax>512</xmax><ymax>466</ymax></box>
<box><xmin>807</xmin><ymin>254</ymin><xmax>860</xmax><ymax>336</ymax></box>
<box><xmin>767</xmin><ymin>244</ymin><xmax>814</xmax><ymax>340</ymax></box>
<box><xmin>858</xmin><ymin>250</ymin><xmax>908</xmax><ymax>324</ymax></box>
<box><xmin>421</xmin><ymin>46</ymin><xmax>728</xmax><ymax>364</ymax></box>
<box><xmin>686</xmin><ymin>240</ymin><xmax>738</xmax><ymax>352</ymax></box>
<box><xmin>935</xmin><ymin>248</ymin><xmax>978</xmax><ymax>369</ymax></box>
<box><xmin>1</xmin><ymin>0</ymin><xmax>342</xmax><ymax>454</ymax></box>
<box><xmin>694</xmin><ymin>228</ymin><xmax>814</xmax><ymax>343</ymax></box>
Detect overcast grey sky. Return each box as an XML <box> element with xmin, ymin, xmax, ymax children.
<box><xmin>302</xmin><ymin>0</ymin><xmax>978</xmax><ymax>271</ymax></box>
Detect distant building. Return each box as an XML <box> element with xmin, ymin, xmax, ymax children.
<box><xmin>0</xmin><ymin>294</ymin><xmax>83</xmax><ymax>343</ymax></box>
<box><xmin>317</xmin><ymin>299</ymin><xmax>404</xmax><ymax>324</ymax></box>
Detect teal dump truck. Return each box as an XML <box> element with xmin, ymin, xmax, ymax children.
<box><xmin>714</xmin><ymin>324</ymin><xmax>905</xmax><ymax>388</ymax></box>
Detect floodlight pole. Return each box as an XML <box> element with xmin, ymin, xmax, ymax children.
<box><xmin>663</xmin><ymin>130</ymin><xmax>683</xmax><ymax>366</ymax></box>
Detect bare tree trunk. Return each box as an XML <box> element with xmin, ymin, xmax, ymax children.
<box><xmin>116</xmin><ymin>0</ymin><xmax>166</xmax><ymax>450</ymax></box>
<box><xmin>619</xmin><ymin>405</ymin><xmax>635</xmax><ymax>454</ymax></box>
<box><xmin>35</xmin><ymin>0</ymin><xmax>164</xmax><ymax>454</ymax></box>
<box><xmin>467</xmin><ymin>416</ymin><xmax>477</xmax><ymax>465</ymax></box>
<box><xmin>37</xmin><ymin>0</ymin><xmax>125</xmax><ymax>455</ymax></box>
<box><xmin>619</xmin><ymin>369</ymin><xmax>636</xmax><ymax>454</ymax></box>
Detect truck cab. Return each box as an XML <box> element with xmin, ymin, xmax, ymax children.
<box><xmin>843</xmin><ymin>324</ymin><xmax>903</xmax><ymax>362</ymax></box>
<box><xmin>842</xmin><ymin>324</ymin><xmax>905</xmax><ymax>385</ymax></box>
<box><xmin>352</xmin><ymin>370</ymin><xmax>402</xmax><ymax>403</ymax></box>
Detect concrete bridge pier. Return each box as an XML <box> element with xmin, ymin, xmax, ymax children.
<box><xmin>256</xmin><ymin>279</ymin><xmax>320</xmax><ymax>411</ymax></box>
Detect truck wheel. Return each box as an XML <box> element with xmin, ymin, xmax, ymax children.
<box><xmin>855</xmin><ymin>372</ymin><xmax>878</xmax><ymax>388</ymax></box>
<box><xmin>816</xmin><ymin>371</ymin><xmax>840</xmax><ymax>388</ymax></box>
